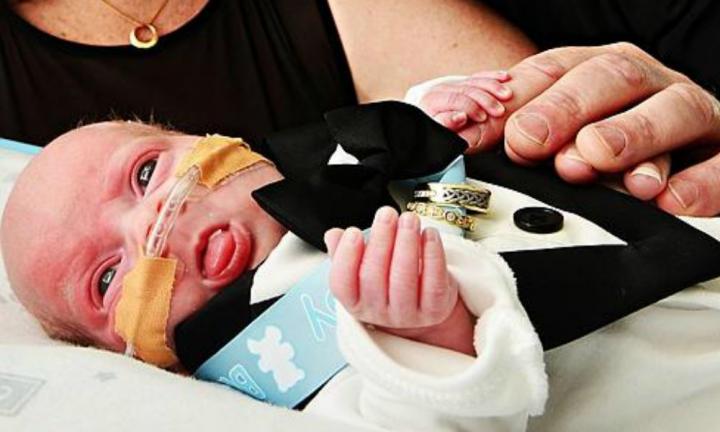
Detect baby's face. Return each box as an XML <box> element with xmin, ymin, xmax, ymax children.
<box><xmin>1</xmin><ymin>122</ymin><xmax>286</xmax><ymax>353</ymax></box>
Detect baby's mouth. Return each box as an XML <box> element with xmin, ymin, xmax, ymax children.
<box><xmin>200</xmin><ymin>226</ymin><xmax>250</xmax><ymax>284</ymax></box>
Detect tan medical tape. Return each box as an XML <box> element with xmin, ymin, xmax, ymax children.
<box><xmin>114</xmin><ymin>134</ymin><xmax>268</xmax><ymax>367</ymax></box>
<box><xmin>175</xmin><ymin>134</ymin><xmax>269</xmax><ymax>187</ymax></box>
<box><xmin>115</xmin><ymin>255</ymin><xmax>178</xmax><ymax>367</ymax></box>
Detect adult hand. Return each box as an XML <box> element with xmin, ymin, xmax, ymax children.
<box><xmin>473</xmin><ymin>43</ymin><xmax>720</xmax><ymax>216</ymax></box>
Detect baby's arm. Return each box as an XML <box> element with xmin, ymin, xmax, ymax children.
<box><xmin>324</xmin><ymin>207</ymin><xmax>475</xmax><ymax>355</ymax></box>
<box><xmin>411</xmin><ymin>71</ymin><xmax>513</xmax><ymax>150</ymax></box>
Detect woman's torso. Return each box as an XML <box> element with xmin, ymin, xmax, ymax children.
<box><xmin>0</xmin><ymin>0</ymin><xmax>356</xmax><ymax>145</ymax></box>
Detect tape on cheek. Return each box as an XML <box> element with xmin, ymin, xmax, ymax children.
<box><xmin>174</xmin><ymin>134</ymin><xmax>269</xmax><ymax>187</ymax></box>
<box><xmin>114</xmin><ymin>135</ymin><xmax>266</xmax><ymax>367</ymax></box>
<box><xmin>114</xmin><ymin>255</ymin><xmax>179</xmax><ymax>368</ymax></box>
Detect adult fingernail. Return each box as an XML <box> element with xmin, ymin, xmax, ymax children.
<box><xmin>592</xmin><ymin>125</ymin><xmax>626</xmax><ymax>157</ymax></box>
<box><xmin>374</xmin><ymin>206</ymin><xmax>395</xmax><ymax>224</ymax></box>
<box><xmin>562</xmin><ymin>146</ymin><xmax>590</xmax><ymax>166</ymax></box>
<box><xmin>472</xmin><ymin>125</ymin><xmax>486</xmax><ymax>150</ymax></box>
<box><xmin>513</xmin><ymin>113</ymin><xmax>550</xmax><ymax>146</ymax></box>
<box><xmin>668</xmin><ymin>179</ymin><xmax>698</xmax><ymax>209</ymax></box>
<box><xmin>630</xmin><ymin>164</ymin><xmax>662</xmax><ymax>185</ymax></box>
<box><xmin>399</xmin><ymin>212</ymin><xmax>419</xmax><ymax>229</ymax></box>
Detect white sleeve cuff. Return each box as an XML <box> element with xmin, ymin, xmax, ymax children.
<box><xmin>335</xmin><ymin>234</ymin><xmax>547</xmax><ymax>419</ymax></box>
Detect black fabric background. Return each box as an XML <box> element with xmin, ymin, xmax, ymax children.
<box><xmin>0</xmin><ymin>0</ymin><xmax>355</xmax><ymax>145</ymax></box>
<box><xmin>484</xmin><ymin>0</ymin><xmax>720</xmax><ymax>92</ymax></box>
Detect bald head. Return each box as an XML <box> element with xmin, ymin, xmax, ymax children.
<box><xmin>1</xmin><ymin>120</ymin><xmax>286</xmax><ymax>354</ymax></box>
<box><xmin>2</xmin><ymin>129</ymin><xmax>87</xmax><ymax>322</ymax></box>
<box><xmin>0</xmin><ymin>121</ymin><xmax>176</xmax><ymax>345</ymax></box>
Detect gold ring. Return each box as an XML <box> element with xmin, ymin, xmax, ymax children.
<box><xmin>407</xmin><ymin>201</ymin><xmax>478</xmax><ymax>231</ymax></box>
<box><xmin>413</xmin><ymin>182</ymin><xmax>491</xmax><ymax>214</ymax></box>
<box><xmin>130</xmin><ymin>24</ymin><xmax>159</xmax><ymax>49</ymax></box>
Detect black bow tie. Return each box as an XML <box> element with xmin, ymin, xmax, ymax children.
<box><xmin>176</xmin><ymin>102</ymin><xmax>720</xmax><ymax>373</ymax></box>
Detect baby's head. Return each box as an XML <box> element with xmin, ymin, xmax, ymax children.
<box><xmin>0</xmin><ymin>121</ymin><xmax>286</xmax><ymax>362</ymax></box>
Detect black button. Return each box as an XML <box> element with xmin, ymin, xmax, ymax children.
<box><xmin>513</xmin><ymin>207</ymin><xmax>564</xmax><ymax>234</ymax></box>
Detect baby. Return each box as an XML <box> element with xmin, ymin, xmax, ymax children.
<box><xmin>0</xmin><ymin>75</ymin><xmax>547</xmax><ymax>430</ymax></box>
<box><xmin>0</xmin><ymin>72</ymin><xmax>513</xmax><ymax>356</ymax></box>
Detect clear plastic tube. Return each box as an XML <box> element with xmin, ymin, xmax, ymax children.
<box><xmin>123</xmin><ymin>166</ymin><xmax>201</xmax><ymax>359</ymax></box>
<box><xmin>145</xmin><ymin>165</ymin><xmax>200</xmax><ymax>258</ymax></box>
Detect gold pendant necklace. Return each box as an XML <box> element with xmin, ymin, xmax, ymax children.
<box><xmin>99</xmin><ymin>0</ymin><xmax>171</xmax><ymax>49</ymax></box>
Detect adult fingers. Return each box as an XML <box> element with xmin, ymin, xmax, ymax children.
<box><xmin>458</xmin><ymin>122</ymin><xmax>487</xmax><ymax>152</ymax></box>
<box><xmin>505</xmin><ymin>45</ymin><xmax>677</xmax><ymax>162</ymax></box>
<box><xmin>554</xmin><ymin>142</ymin><xmax>599</xmax><ymax>183</ymax></box>
<box><xmin>470</xmin><ymin>44</ymin><xmax>645</xmax><ymax>152</ymax></box>
<box><xmin>555</xmin><ymin>144</ymin><xmax>671</xmax><ymax>199</ymax></box>
<box><xmin>476</xmin><ymin>45</ymin><xmax>610</xmax><ymax>152</ymax></box>
<box><xmin>576</xmin><ymin>83</ymin><xmax>720</xmax><ymax>172</ymax></box>
<box><xmin>657</xmin><ymin>151</ymin><xmax>720</xmax><ymax>216</ymax></box>
<box><xmin>624</xmin><ymin>154</ymin><xmax>671</xmax><ymax>201</ymax></box>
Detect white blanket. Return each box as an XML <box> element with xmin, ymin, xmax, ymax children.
<box><xmin>3</xmin><ymin>145</ymin><xmax>720</xmax><ymax>431</ymax></box>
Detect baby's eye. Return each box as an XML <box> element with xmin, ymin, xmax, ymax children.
<box><xmin>136</xmin><ymin>159</ymin><xmax>158</xmax><ymax>193</ymax></box>
<box><xmin>98</xmin><ymin>267</ymin><xmax>117</xmax><ymax>298</ymax></box>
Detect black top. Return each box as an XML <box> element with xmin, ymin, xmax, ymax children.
<box><xmin>0</xmin><ymin>0</ymin><xmax>356</xmax><ymax>145</ymax></box>
<box><xmin>484</xmin><ymin>0</ymin><xmax>720</xmax><ymax>92</ymax></box>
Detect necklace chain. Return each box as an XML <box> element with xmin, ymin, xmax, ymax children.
<box><xmin>98</xmin><ymin>0</ymin><xmax>171</xmax><ymax>26</ymax></box>
<box><xmin>98</xmin><ymin>0</ymin><xmax>172</xmax><ymax>49</ymax></box>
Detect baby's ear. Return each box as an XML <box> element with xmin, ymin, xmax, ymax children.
<box><xmin>323</xmin><ymin>228</ymin><xmax>344</xmax><ymax>256</ymax></box>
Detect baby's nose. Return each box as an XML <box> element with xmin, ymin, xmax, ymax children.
<box><xmin>125</xmin><ymin>191</ymin><xmax>166</xmax><ymax>250</ymax></box>
<box><xmin>144</xmin><ymin>196</ymin><xmax>197</xmax><ymax>257</ymax></box>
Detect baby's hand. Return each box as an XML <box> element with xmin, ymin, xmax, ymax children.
<box><xmin>418</xmin><ymin>71</ymin><xmax>513</xmax><ymax>150</ymax></box>
<box><xmin>324</xmin><ymin>207</ymin><xmax>475</xmax><ymax>355</ymax></box>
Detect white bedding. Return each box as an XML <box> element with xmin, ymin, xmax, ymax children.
<box><xmin>0</xmin><ymin>148</ymin><xmax>368</xmax><ymax>432</ymax></box>
<box><xmin>3</xmin><ymin>146</ymin><xmax>720</xmax><ymax>431</ymax></box>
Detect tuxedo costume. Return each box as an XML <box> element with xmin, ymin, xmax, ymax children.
<box><xmin>175</xmin><ymin>102</ymin><xmax>720</xmax><ymax>432</ymax></box>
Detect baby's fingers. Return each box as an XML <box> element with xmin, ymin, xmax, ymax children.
<box><xmin>388</xmin><ymin>213</ymin><xmax>421</xmax><ymax>321</ymax></box>
<box><xmin>463</xmin><ymin>76</ymin><xmax>514</xmax><ymax>102</ymax></box>
<box><xmin>323</xmin><ymin>228</ymin><xmax>344</xmax><ymax>256</ymax></box>
<box><xmin>328</xmin><ymin>227</ymin><xmax>364</xmax><ymax>308</ymax></box>
<box><xmin>472</xmin><ymin>70</ymin><xmax>511</xmax><ymax>82</ymax></box>
<box><xmin>420</xmin><ymin>228</ymin><xmax>456</xmax><ymax>324</ymax></box>
<box><xmin>420</xmin><ymin>90</ymin><xmax>488</xmax><ymax>123</ymax></box>
<box><xmin>359</xmin><ymin>207</ymin><xmax>399</xmax><ymax>312</ymax></box>
<box><xmin>433</xmin><ymin>111</ymin><xmax>468</xmax><ymax>131</ymax></box>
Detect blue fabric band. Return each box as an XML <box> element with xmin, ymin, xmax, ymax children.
<box><xmin>195</xmin><ymin>156</ymin><xmax>466</xmax><ymax>407</ymax></box>
<box><xmin>0</xmin><ymin>138</ymin><xmax>40</xmax><ymax>155</ymax></box>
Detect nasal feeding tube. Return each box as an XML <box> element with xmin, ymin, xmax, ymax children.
<box><xmin>115</xmin><ymin>134</ymin><xmax>271</xmax><ymax>367</ymax></box>
<box><xmin>145</xmin><ymin>166</ymin><xmax>200</xmax><ymax>258</ymax></box>
<box><xmin>123</xmin><ymin>165</ymin><xmax>201</xmax><ymax>358</ymax></box>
